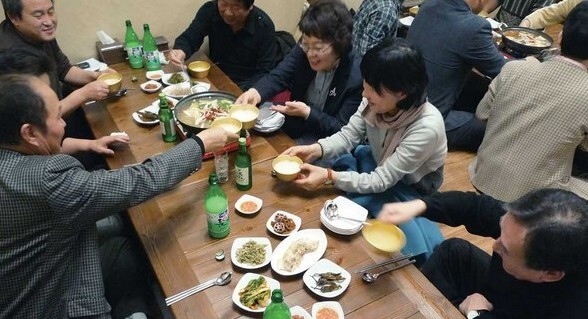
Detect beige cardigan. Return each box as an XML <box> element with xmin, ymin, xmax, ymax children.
<box><xmin>523</xmin><ymin>0</ymin><xmax>583</xmax><ymax>29</ymax></box>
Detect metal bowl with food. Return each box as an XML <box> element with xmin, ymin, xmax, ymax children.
<box><xmin>501</xmin><ymin>27</ymin><xmax>553</xmax><ymax>56</ymax></box>
<box><xmin>173</xmin><ymin>91</ymin><xmax>237</xmax><ymax>135</ymax></box>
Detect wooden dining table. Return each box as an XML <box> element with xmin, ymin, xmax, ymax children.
<box><xmin>83</xmin><ymin>53</ymin><xmax>463</xmax><ymax>319</ymax></box>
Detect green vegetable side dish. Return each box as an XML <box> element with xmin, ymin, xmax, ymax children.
<box><xmin>238</xmin><ymin>276</ymin><xmax>271</xmax><ymax>310</ymax></box>
<box><xmin>236</xmin><ymin>240</ymin><xmax>267</xmax><ymax>265</ymax></box>
<box><xmin>167</xmin><ymin>72</ymin><xmax>186</xmax><ymax>84</ymax></box>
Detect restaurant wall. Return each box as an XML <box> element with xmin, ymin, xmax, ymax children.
<box><xmin>0</xmin><ymin>0</ymin><xmax>363</xmax><ymax>63</ymax></box>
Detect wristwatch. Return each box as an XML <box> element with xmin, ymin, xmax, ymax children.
<box><xmin>467</xmin><ymin>310</ymin><xmax>489</xmax><ymax>319</ymax></box>
<box><xmin>323</xmin><ymin>168</ymin><xmax>335</xmax><ymax>186</ymax></box>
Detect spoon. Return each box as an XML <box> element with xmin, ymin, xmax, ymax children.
<box><xmin>165</xmin><ymin>271</ymin><xmax>232</xmax><ymax>306</ymax></box>
<box><xmin>361</xmin><ymin>259</ymin><xmax>416</xmax><ymax>283</ymax></box>
<box><xmin>324</xmin><ymin>201</ymin><xmax>371</xmax><ymax>225</ymax></box>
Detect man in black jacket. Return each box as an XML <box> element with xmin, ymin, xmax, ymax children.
<box><xmin>379</xmin><ymin>189</ymin><xmax>588</xmax><ymax>319</ymax></box>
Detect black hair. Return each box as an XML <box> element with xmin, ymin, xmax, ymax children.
<box><xmin>0</xmin><ymin>47</ymin><xmax>54</xmax><ymax>76</ymax></box>
<box><xmin>0</xmin><ymin>74</ymin><xmax>48</xmax><ymax>145</ymax></box>
<box><xmin>506</xmin><ymin>188</ymin><xmax>588</xmax><ymax>276</ymax></box>
<box><xmin>2</xmin><ymin>0</ymin><xmax>54</xmax><ymax>20</ymax></box>
<box><xmin>216</xmin><ymin>0</ymin><xmax>254</xmax><ymax>9</ymax></box>
<box><xmin>298</xmin><ymin>0</ymin><xmax>353</xmax><ymax>57</ymax></box>
<box><xmin>360</xmin><ymin>38</ymin><xmax>428</xmax><ymax>110</ymax></box>
<box><xmin>560</xmin><ymin>1</ymin><xmax>588</xmax><ymax>60</ymax></box>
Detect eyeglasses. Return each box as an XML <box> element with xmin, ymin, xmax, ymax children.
<box><xmin>299</xmin><ymin>43</ymin><xmax>332</xmax><ymax>55</ymax></box>
<box><xmin>218</xmin><ymin>0</ymin><xmax>248</xmax><ymax>13</ymax></box>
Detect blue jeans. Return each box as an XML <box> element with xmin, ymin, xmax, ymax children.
<box><xmin>332</xmin><ymin>145</ymin><xmax>444</xmax><ymax>262</ymax></box>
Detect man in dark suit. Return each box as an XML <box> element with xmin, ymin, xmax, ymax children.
<box><xmin>0</xmin><ymin>74</ymin><xmax>235</xmax><ymax>318</ymax></box>
<box><xmin>407</xmin><ymin>0</ymin><xmax>506</xmax><ymax>152</ymax></box>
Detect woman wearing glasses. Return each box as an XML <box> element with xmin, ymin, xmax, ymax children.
<box><xmin>282</xmin><ymin>38</ymin><xmax>447</xmax><ymax>263</ymax></box>
<box><xmin>236</xmin><ymin>0</ymin><xmax>362</xmax><ymax>145</ymax></box>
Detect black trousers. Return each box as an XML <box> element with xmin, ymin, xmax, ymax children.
<box><xmin>420</xmin><ymin>238</ymin><xmax>491</xmax><ymax>308</ymax></box>
<box><xmin>99</xmin><ymin>237</ymin><xmax>153</xmax><ymax>319</ymax></box>
<box><xmin>446</xmin><ymin>117</ymin><xmax>486</xmax><ymax>153</ymax></box>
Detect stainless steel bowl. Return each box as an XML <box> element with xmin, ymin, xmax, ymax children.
<box><xmin>173</xmin><ymin>91</ymin><xmax>237</xmax><ymax>135</ymax></box>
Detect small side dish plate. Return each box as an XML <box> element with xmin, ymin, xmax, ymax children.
<box><xmin>132</xmin><ymin>103</ymin><xmax>159</xmax><ymax>125</ymax></box>
<box><xmin>190</xmin><ymin>81</ymin><xmax>211</xmax><ymax>93</ymax></box>
<box><xmin>311</xmin><ymin>301</ymin><xmax>344</xmax><ymax>319</ymax></box>
<box><xmin>303</xmin><ymin>259</ymin><xmax>351</xmax><ymax>298</ymax></box>
<box><xmin>232</xmin><ymin>273</ymin><xmax>280</xmax><ymax>313</ymax></box>
<box><xmin>140</xmin><ymin>80</ymin><xmax>162</xmax><ymax>93</ymax></box>
<box><xmin>266</xmin><ymin>210</ymin><xmax>301</xmax><ymax>237</ymax></box>
<box><xmin>234</xmin><ymin>194</ymin><xmax>263</xmax><ymax>215</ymax></box>
<box><xmin>230</xmin><ymin>237</ymin><xmax>272</xmax><ymax>270</ymax></box>
<box><xmin>270</xmin><ymin>229</ymin><xmax>327</xmax><ymax>276</ymax></box>
<box><xmin>162</xmin><ymin>72</ymin><xmax>189</xmax><ymax>86</ymax></box>
<box><xmin>162</xmin><ymin>82</ymin><xmax>191</xmax><ymax>99</ymax></box>
<box><xmin>290</xmin><ymin>305</ymin><xmax>312</xmax><ymax>319</ymax></box>
<box><xmin>145</xmin><ymin>70</ymin><xmax>164</xmax><ymax>81</ymax></box>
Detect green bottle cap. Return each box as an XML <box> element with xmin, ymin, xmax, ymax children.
<box><xmin>143</xmin><ymin>23</ymin><xmax>150</xmax><ymax>30</ymax></box>
<box><xmin>270</xmin><ymin>289</ymin><xmax>283</xmax><ymax>303</ymax></box>
<box><xmin>209</xmin><ymin>173</ymin><xmax>218</xmax><ymax>185</ymax></box>
<box><xmin>125</xmin><ymin>20</ymin><xmax>131</xmax><ymax>26</ymax></box>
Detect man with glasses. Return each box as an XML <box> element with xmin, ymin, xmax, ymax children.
<box><xmin>170</xmin><ymin>0</ymin><xmax>276</xmax><ymax>90</ymax></box>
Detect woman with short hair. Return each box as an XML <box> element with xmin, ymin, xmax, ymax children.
<box><xmin>283</xmin><ymin>38</ymin><xmax>447</xmax><ymax>261</ymax></box>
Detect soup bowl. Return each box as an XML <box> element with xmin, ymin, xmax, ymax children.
<box><xmin>173</xmin><ymin>91</ymin><xmax>237</xmax><ymax>135</ymax></box>
<box><xmin>97</xmin><ymin>72</ymin><xmax>123</xmax><ymax>94</ymax></box>
<box><xmin>272</xmin><ymin>155</ymin><xmax>303</xmax><ymax>181</ymax></box>
<box><xmin>210</xmin><ymin>117</ymin><xmax>242</xmax><ymax>141</ymax></box>
<box><xmin>229</xmin><ymin>104</ymin><xmax>259</xmax><ymax>130</ymax></box>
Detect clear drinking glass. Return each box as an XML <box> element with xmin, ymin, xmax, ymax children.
<box><xmin>214</xmin><ymin>150</ymin><xmax>229</xmax><ymax>183</ymax></box>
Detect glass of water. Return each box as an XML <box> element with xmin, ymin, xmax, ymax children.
<box><xmin>214</xmin><ymin>150</ymin><xmax>229</xmax><ymax>183</ymax></box>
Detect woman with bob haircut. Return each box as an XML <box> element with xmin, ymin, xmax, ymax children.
<box><xmin>283</xmin><ymin>38</ymin><xmax>447</xmax><ymax>261</ymax></box>
<box><xmin>236</xmin><ymin>0</ymin><xmax>363</xmax><ymax>144</ymax></box>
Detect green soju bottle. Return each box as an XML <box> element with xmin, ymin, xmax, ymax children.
<box><xmin>205</xmin><ymin>174</ymin><xmax>230</xmax><ymax>238</ymax></box>
<box><xmin>263</xmin><ymin>289</ymin><xmax>291</xmax><ymax>319</ymax></box>
<box><xmin>124</xmin><ymin>20</ymin><xmax>143</xmax><ymax>69</ymax></box>
<box><xmin>235</xmin><ymin>137</ymin><xmax>252</xmax><ymax>191</ymax></box>
<box><xmin>142</xmin><ymin>24</ymin><xmax>161</xmax><ymax>71</ymax></box>
<box><xmin>158</xmin><ymin>93</ymin><xmax>177</xmax><ymax>142</ymax></box>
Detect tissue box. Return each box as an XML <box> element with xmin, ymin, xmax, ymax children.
<box><xmin>96</xmin><ymin>36</ymin><xmax>169</xmax><ymax>65</ymax></box>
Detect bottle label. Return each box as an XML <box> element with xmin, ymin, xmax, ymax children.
<box><xmin>126</xmin><ymin>45</ymin><xmax>143</xmax><ymax>59</ymax></box>
<box><xmin>235</xmin><ymin>166</ymin><xmax>250</xmax><ymax>186</ymax></box>
<box><xmin>144</xmin><ymin>50</ymin><xmax>160</xmax><ymax>70</ymax></box>
<box><xmin>207</xmin><ymin>207</ymin><xmax>230</xmax><ymax>238</ymax></box>
<box><xmin>160</xmin><ymin>119</ymin><xmax>176</xmax><ymax>139</ymax></box>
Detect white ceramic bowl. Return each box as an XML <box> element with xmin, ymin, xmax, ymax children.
<box><xmin>162</xmin><ymin>72</ymin><xmax>189</xmax><ymax>86</ymax></box>
<box><xmin>235</xmin><ymin>194</ymin><xmax>263</xmax><ymax>215</ymax></box>
<box><xmin>140</xmin><ymin>80</ymin><xmax>162</xmax><ymax>93</ymax></box>
<box><xmin>230</xmin><ymin>237</ymin><xmax>272</xmax><ymax>270</ymax></box>
<box><xmin>145</xmin><ymin>70</ymin><xmax>164</xmax><ymax>81</ymax></box>
<box><xmin>311</xmin><ymin>301</ymin><xmax>344</xmax><ymax>319</ymax></box>
<box><xmin>265</xmin><ymin>210</ymin><xmax>301</xmax><ymax>237</ymax></box>
<box><xmin>232</xmin><ymin>273</ymin><xmax>280</xmax><ymax>313</ymax></box>
<box><xmin>303</xmin><ymin>258</ymin><xmax>351</xmax><ymax>298</ymax></box>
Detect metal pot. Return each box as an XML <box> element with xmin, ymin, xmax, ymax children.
<box><xmin>173</xmin><ymin>91</ymin><xmax>237</xmax><ymax>135</ymax></box>
<box><xmin>501</xmin><ymin>27</ymin><xmax>553</xmax><ymax>56</ymax></box>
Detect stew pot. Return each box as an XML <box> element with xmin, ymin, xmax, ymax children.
<box><xmin>501</xmin><ymin>26</ymin><xmax>553</xmax><ymax>56</ymax></box>
<box><xmin>173</xmin><ymin>91</ymin><xmax>237</xmax><ymax>135</ymax></box>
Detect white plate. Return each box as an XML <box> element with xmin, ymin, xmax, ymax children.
<box><xmin>232</xmin><ymin>273</ymin><xmax>280</xmax><ymax>313</ymax></box>
<box><xmin>162</xmin><ymin>72</ymin><xmax>189</xmax><ymax>86</ymax></box>
<box><xmin>145</xmin><ymin>70</ymin><xmax>164</xmax><ymax>81</ymax></box>
<box><xmin>235</xmin><ymin>194</ymin><xmax>263</xmax><ymax>215</ymax></box>
<box><xmin>132</xmin><ymin>103</ymin><xmax>159</xmax><ymax>125</ymax></box>
<box><xmin>320</xmin><ymin>196</ymin><xmax>368</xmax><ymax>234</ymax></box>
<box><xmin>270</xmin><ymin>229</ymin><xmax>327</xmax><ymax>276</ymax></box>
<box><xmin>140</xmin><ymin>80</ymin><xmax>162</xmax><ymax>93</ymax></box>
<box><xmin>162</xmin><ymin>82</ymin><xmax>191</xmax><ymax>99</ymax></box>
<box><xmin>190</xmin><ymin>81</ymin><xmax>211</xmax><ymax>93</ymax></box>
<box><xmin>303</xmin><ymin>259</ymin><xmax>351</xmax><ymax>298</ymax></box>
<box><xmin>290</xmin><ymin>305</ymin><xmax>311</xmax><ymax>319</ymax></box>
<box><xmin>231</xmin><ymin>237</ymin><xmax>272</xmax><ymax>270</ymax></box>
<box><xmin>266</xmin><ymin>210</ymin><xmax>301</xmax><ymax>237</ymax></box>
<box><xmin>311</xmin><ymin>301</ymin><xmax>344</xmax><ymax>319</ymax></box>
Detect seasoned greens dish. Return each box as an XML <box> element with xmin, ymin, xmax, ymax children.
<box><xmin>238</xmin><ymin>276</ymin><xmax>271</xmax><ymax>310</ymax></box>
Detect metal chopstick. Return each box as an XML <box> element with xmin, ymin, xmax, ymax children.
<box><xmin>165</xmin><ymin>278</ymin><xmax>216</xmax><ymax>306</ymax></box>
<box><xmin>354</xmin><ymin>253</ymin><xmax>414</xmax><ymax>273</ymax></box>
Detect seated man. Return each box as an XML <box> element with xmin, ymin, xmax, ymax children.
<box><xmin>352</xmin><ymin>0</ymin><xmax>401</xmax><ymax>56</ymax></box>
<box><xmin>379</xmin><ymin>189</ymin><xmax>588</xmax><ymax>318</ymax></box>
<box><xmin>169</xmin><ymin>0</ymin><xmax>276</xmax><ymax>90</ymax></box>
<box><xmin>0</xmin><ymin>73</ymin><xmax>235</xmax><ymax>318</ymax></box>
<box><xmin>470</xmin><ymin>2</ymin><xmax>588</xmax><ymax>201</ymax></box>
<box><xmin>406</xmin><ymin>0</ymin><xmax>506</xmax><ymax>152</ymax></box>
<box><xmin>0</xmin><ymin>0</ymin><xmax>112</xmax><ymax>117</ymax></box>
<box><xmin>520</xmin><ymin>0</ymin><xmax>584</xmax><ymax>28</ymax></box>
